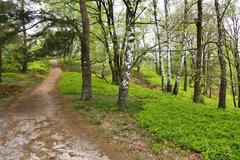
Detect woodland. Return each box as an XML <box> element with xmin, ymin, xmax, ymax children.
<box><xmin>1</xmin><ymin>0</ymin><xmax>240</xmax><ymax>159</ymax></box>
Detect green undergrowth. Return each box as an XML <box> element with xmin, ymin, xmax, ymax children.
<box><xmin>141</xmin><ymin>67</ymin><xmax>236</xmax><ymax>110</ymax></box>
<box><xmin>0</xmin><ymin>60</ymin><xmax>50</xmax><ymax>108</ymax></box>
<box><xmin>28</xmin><ymin>60</ymin><xmax>50</xmax><ymax>74</ymax></box>
<box><xmin>58</xmin><ymin>71</ymin><xmax>240</xmax><ymax>160</ymax></box>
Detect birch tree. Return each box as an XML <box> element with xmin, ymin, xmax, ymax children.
<box><xmin>164</xmin><ymin>0</ymin><xmax>172</xmax><ymax>92</ymax></box>
<box><xmin>153</xmin><ymin>0</ymin><xmax>166</xmax><ymax>91</ymax></box>
<box><xmin>173</xmin><ymin>0</ymin><xmax>188</xmax><ymax>95</ymax></box>
<box><xmin>117</xmin><ymin>0</ymin><xmax>141</xmax><ymax>107</ymax></box>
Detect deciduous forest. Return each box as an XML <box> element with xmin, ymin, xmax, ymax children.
<box><xmin>0</xmin><ymin>0</ymin><xmax>240</xmax><ymax>159</ymax></box>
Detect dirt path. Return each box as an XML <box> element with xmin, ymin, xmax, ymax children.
<box><xmin>0</xmin><ymin>60</ymin><xmax>119</xmax><ymax>160</ymax></box>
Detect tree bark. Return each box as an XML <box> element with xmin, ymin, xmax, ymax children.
<box><xmin>0</xmin><ymin>47</ymin><xmax>2</xmax><ymax>82</ymax></box>
<box><xmin>193</xmin><ymin>0</ymin><xmax>203</xmax><ymax>103</ymax></box>
<box><xmin>21</xmin><ymin>62</ymin><xmax>28</xmax><ymax>73</ymax></box>
<box><xmin>101</xmin><ymin>56</ymin><xmax>107</xmax><ymax>79</ymax></box>
<box><xmin>21</xmin><ymin>0</ymin><xmax>28</xmax><ymax>73</ymax></box>
<box><xmin>233</xmin><ymin>44</ymin><xmax>240</xmax><ymax>107</ymax></box>
<box><xmin>79</xmin><ymin>0</ymin><xmax>92</xmax><ymax>101</ymax></box>
<box><xmin>202</xmin><ymin>46</ymin><xmax>207</xmax><ymax>95</ymax></box>
<box><xmin>96</xmin><ymin>1</ymin><xmax>117</xmax><ymax>84</ymax></box>
<box><xmin>226</xmin><ymin>47</ymin><xmax>237</xmax><ymax>107</ymax></box>
<box><xmin>153</xmin><ymin>0</ymin><xmax>166</xmax><ymax>91</ymax></box>
<box><xmin>173</xmin><ymin>0</ymin><xmax>188</xmax><ymax>95</ymax></box>
<box><xmin>215</xmin><ymin>0</ymin><xmax>227</xmax><ymax>109</ymax></box>
<box><xmin>107</xmin><ymin>0</ymin><xmax>121</xmax><ymax>84</ymax></box>
<box><xmin>183</xmin><ymin>53</ymin><xmax>188</xmax><ymax>91</ymax></box>
<box><xmin>117</xmin><ymin>2</ymin><xmax>135</xmax><ymax>107</ymax></box>
<box><xmin>230</xmin><ymin>12</ymin><xmax>240</xmax><ymax>108</ymax></box>
<box><xmin>117</xmin><ymin>25</ymin><xmax>134</xmax><ymax>107</ymax></box>
<box><xmin>164</xmin><ymin>0</ymin><xmax>172</xmax><ymax>92</ymax></box>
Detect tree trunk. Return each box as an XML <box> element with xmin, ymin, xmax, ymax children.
<box><xmin>193</xmin><ymin>0</ymin><xmax>203</xmax><ymax>103</ymax></box>
<box><xmin>237</xmin><ymin>72</ymin><xmax>240</xmax><ymax>108</ymax></box>
<box><xmin>173</xmin><ymin>55</ymin><xmax>184</xmax><ymax>95</ymax></box>
<box><xmin>79</xmin><ymin>0</ymin><xmax>92</xmax><ymax>101</ymax></box>
<box><xmin>232</xmin><ymin>24</ymin><xmax>240</xmax><ymax>108</ymax></box>
<box><xmin>107</xmin><ymin>1</ymin><xmax>121</xmax><ymax>84</ymax></box>
<box><xmin>21</xmin><ymin>61</ymin><xmax>28</xmax><ymax>73</ymax></box>
<box><xmin>153</xmin><ymin>0</ymin><xmax>166</xmax><ymax>91</ymax></box>
<box><xmin>215</xmin><ymin>0</ymin><xmax>227</xmax><ymax>109</ymax></box>
<box><xmin>183</xmin><ymin>53</ymin><xmax>188</xmax><ymax>91</ymax></box>
<box><xmin>117</xmin><ymin>25</ymin><xmax>134</xmax><ymax>107</ymax></box>
<box><xmin>234</xmin><ymin>44</ymin><xmax>240</xmax><ymax>108</ymax></box>
<box><xmin>164</xmin><ymin>0</ymin><xmax>172</xmax><ymax>92</ymax></box>
<box><xmin>202</xmin><ymin>46</ymin><xmax>207</xmax><ymax>95</ymax></box>
<box><xmin>117</xmin><ymin>3</ymin><xmax>135</xmax><ymax>107</ymax></box>
<box><xmin>21</xmin><ymin>0</ymin><xmax>28</xmax><ymax>73</ymax></box>
<box><xmin>0</xmin><ymin>47</ymin><xmax>2</xmax><ymax>82</ymax></box>
<box><xmin>226</xmin><ymin>48</ymin><xmax>237</xmax><ymax>107</ymax></box>
<box><xmin>96</xmin><ymin>1</ymin><xmax>117</xmax><ymax>84</ymax></box>
<box><xmin>101</xmin><ymin>56</ymin><xmax>107</xmax><ymax>79</ymax></box>
<box><xmin>173</xmin><ymin>0</ymin><xmax>188</xmax><ymax>95</ymax></box>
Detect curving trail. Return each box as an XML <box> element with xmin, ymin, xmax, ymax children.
<box><xmin>0</xmin><ymin>60</ymin><xmax>111</xmax><ymax>160</ymax></box>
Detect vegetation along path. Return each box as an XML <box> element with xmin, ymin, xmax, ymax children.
<box><xmin>0</xmin><ymin>60</ymin><xmax>116</xmax><ymax>160</ymax></box>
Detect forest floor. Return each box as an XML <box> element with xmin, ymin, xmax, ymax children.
<box><xmin>0</xmin><ymin>60</ymin><xmax>135</xmax><ymax>160</ymax></box>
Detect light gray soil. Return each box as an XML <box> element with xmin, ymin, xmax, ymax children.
<box><xmin>0</xmin><ymin>60</ymin><xmax>110</xmax><ymax>160</ymax></box>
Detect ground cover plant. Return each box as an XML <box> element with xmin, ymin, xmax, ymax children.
<box><xmin>59</xmin><ymin>71</ymin><xmax>240</xmax><ymax>160</ymax></box>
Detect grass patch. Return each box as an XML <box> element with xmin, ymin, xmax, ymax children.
<box><xmin>58</xmin><ymin>71</ymin><xmax>240</xmax><ymax>159</ymax></box>
<box><xmin>0</xmin><ymin>60</ymin><xmax>49</xmax><ymax>108</ymax></box>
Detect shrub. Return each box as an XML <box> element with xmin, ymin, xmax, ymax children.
<box><xmin>28</xmin><ymin>60</ymin><xmax>50</xmax><ymax>74</ymax></box>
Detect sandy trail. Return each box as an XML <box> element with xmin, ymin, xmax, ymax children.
<box><xmin>0</xmin><ymin>60</ymin><xmax>110</xmax><ymax>160</ymax></box>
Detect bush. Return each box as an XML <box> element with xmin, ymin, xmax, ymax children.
<box><xmin>58</xmin><ymin>58</ymin><xmax>81</xmax><ymax>72</ymax></box>
<box><xmin>28</xmin><ymin>60</ymin><xmax>50</xmax><ymax>74</ymax></box>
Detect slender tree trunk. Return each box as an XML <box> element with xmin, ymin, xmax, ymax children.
<box><xmin>101</xmin><ymin>56</ymin><xmax>107</xmax><ymax>79</ymax></box>
<box><xmin>108</xmin><ymin>1</ymin><xmax>121</xmax><ymax>84</ymax></box>
<box><xmin>155</xmin><ymin>54</ymin><xmax>159</xmax><ymax>74</ymax></box>
<box><xmin>153</xmin><ymin>0</ymin><xmax>166</xmax><ymax>91</ymax></box>
<box><xmin>237</xmin><ymin>72</ymin><xmax>240</xmax><ymax>108</ymax></box>
<box><xmin>0</xmin><ymin>47</ymin><xmax>2</xmax><ymax>82</ymax></box>
<box><xmin>183</xmin><ymin>53</ymin><xmax>188</xmax><ymax>91</ymax></box>
<box><xmin>137</xmin><ymin>60</ymin><xmax>141</xmax><ymax>73</ymax></box>
<box><xmin>226</xmin><ymin>49</ymin><xmax>237</xmax><ymax>107</ymax></box>
<box><xmin>21</xmin><ymin>62</ymin><xmax>28</xmax><ymax>73</ymax></box>
<box><xmin>173</xmin><ymin>0</ymin><xmax>188</xmax><ymax>95</ymax></box>
<box><xmin>164</xmin><ymin>0</ymin><xmax>172</xmax><ymax>92</ymax></box>
<box><xmin>173</xmin><ymin>54</ymin><xmax>185</xmax><ymax>95</ymax></box>
<box><xmin>209</xmin><ymin>86</ymin><xmax>212</xmax><ymax>98</ymax></box>
<box><xmin>21</xmin><ymin>0</ymin><xmax>28</xmax><ymax>73</ymax></box>
<box><xmin>215</xmin><ymin>0</ymin><xmax>227</xmax><ymax>109</ymax></box>
<box><xmin>117</xmin><ymin>3</ymin><xmax>135</xmax><ymax>107</ymax></box>
<box><xmin>79</xmin><ymin>0</ymin><xmax>92</xmax><ymax>101</ymax></box>
<box><xmin>96</xmin><ymin>1</ymin><xmax>116</xmax><ymax>84</ymax></box>
<box><xmin>208</xmin><ymin>51</ymin><xmax>214</xmax><ymax>98</ymax></box>
<box><xmin>120</xmin><ymin>12</ymin><xmax>128</xmax><ymax>68</ymax></box>
<box><xmin>193</xmin><ymin>0</ymin><xmax>203</xmax><ymax>103</ymax></box>
<box><xmin>233</xmin><ymin>46</ymin><xmax>240</xmax><ymax>108</ymax></box>
<box><xmin>202</xmin><ymin>46</ymin><xmax>207</xmax><ymax>95</ymax></box>
<box><xmin>205</xmin><ymin>49</ymin><xmax>213</xmax><ymax>97</ymax></box>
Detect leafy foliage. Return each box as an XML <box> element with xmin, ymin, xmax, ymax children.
<box><xmin>28</xmin><ymin>60</ymin><xmax>50</xmax><ymax>74</ymax></box>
